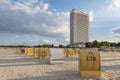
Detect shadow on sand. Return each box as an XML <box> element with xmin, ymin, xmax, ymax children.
<box><xmin>8</xmin><ymin>70</ymin><xmax>102</xmax><ymax>80</ymax></box>
<box><xmin>0</xmin><ymin>57</ymin><xmax>49</xmax><ymax>67</ymax></box>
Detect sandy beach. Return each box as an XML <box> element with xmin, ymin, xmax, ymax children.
<box><xmin>0</xmin><ymin>49</ymin><xmax>120</xmax><ymax>80</ymax></box>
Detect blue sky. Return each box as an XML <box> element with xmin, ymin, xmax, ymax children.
<box><xmin>0</xmin><ymin>0</ymin><xmax>120</xmax><ymax>45</ymax></box>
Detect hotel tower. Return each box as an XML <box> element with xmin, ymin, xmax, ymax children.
<box><xmin>70</xmin><ymin>9</ymin><xmax>89</xmax><ymax>47</ymax></box>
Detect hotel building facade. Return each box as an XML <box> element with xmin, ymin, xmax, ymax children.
<box><xmin>70</xmin><ymin>9</ymin><xmax>89</xmax><ymax>47</ymax></box>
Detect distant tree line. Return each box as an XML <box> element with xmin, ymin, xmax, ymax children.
<box><xmin>0</xmin><ymin>44</ymin><xmax>67</xmax><ymax>48</ymax></box>
<box><xmin>85</xmin><ymin>40</ymin><xmax>120</xmax><ymax>48</ymax></box>
<box><xmin>0</xmin><ymin>40</ymin><xmax>120</xmax><ymax>48</ymax></box>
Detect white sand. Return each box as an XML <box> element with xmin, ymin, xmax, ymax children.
<box><xmin>0</xmin><ymin>49</ymin><xmax>120</xmax><ymax>80</ymax></box>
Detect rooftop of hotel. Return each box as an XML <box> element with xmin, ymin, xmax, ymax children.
<box><xmin>71</xmin><ymin>9</ymin><xmax>88</xmax><ymax>15</ymax></box>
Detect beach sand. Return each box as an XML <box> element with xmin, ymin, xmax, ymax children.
<box><xmin>0</xmin><ymin>49</ymin><xmax>120</xmax><ymax>80</ymax></box>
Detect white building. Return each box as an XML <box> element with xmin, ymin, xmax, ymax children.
<box><xmin>70</xmin><ymin>9</ymin><xmax>89</xmax><ymax>47</ymax></box>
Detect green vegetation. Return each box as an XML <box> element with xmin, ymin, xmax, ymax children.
<box><xmin>0</xmin><ymin>40</ymin><xmax>120</xmax><ymax>48</ymax></box>
<box><xmin>85</xmin><ymin>40</ymin><xmax>120</xmax><ymax>48</ymax></box>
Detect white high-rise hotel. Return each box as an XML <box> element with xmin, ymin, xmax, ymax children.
<box><xmin>70</xmin><ymin>9</ymin><xmax>89</xmax><ymax>46</ymax></box>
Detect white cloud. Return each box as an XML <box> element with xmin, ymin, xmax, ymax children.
<box><xmin>42</xmin><ymin>3</ymin><xmax>49</xmax><ymax>12</ymax></box>
<box><xmin>111</xmin><ymin>26</ymin><xmax>120</xmax><ymax>37</ymax></box>
<box><xmin>0</xmin><ymin>0</ymin><xmax>70</xmax><ymax>45</ymax></box>
<box><xmin>108</xmin><ymin>0</ymin><xmax>120</xmax><ymax>10</ymax></box>
<box><xmin>89</xmin><ymin>11</ymin><xmax>94</xmax><ymax>22</ymax></box>
<box><xmin>29</xmin><ymin>0</ymin><xmax>38</xmax><ymax>3</ymax></box>
<box><xmin>112</xmin><ymin>26</ymin><xmax>120</xmax><ymax>31</ymax></box>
